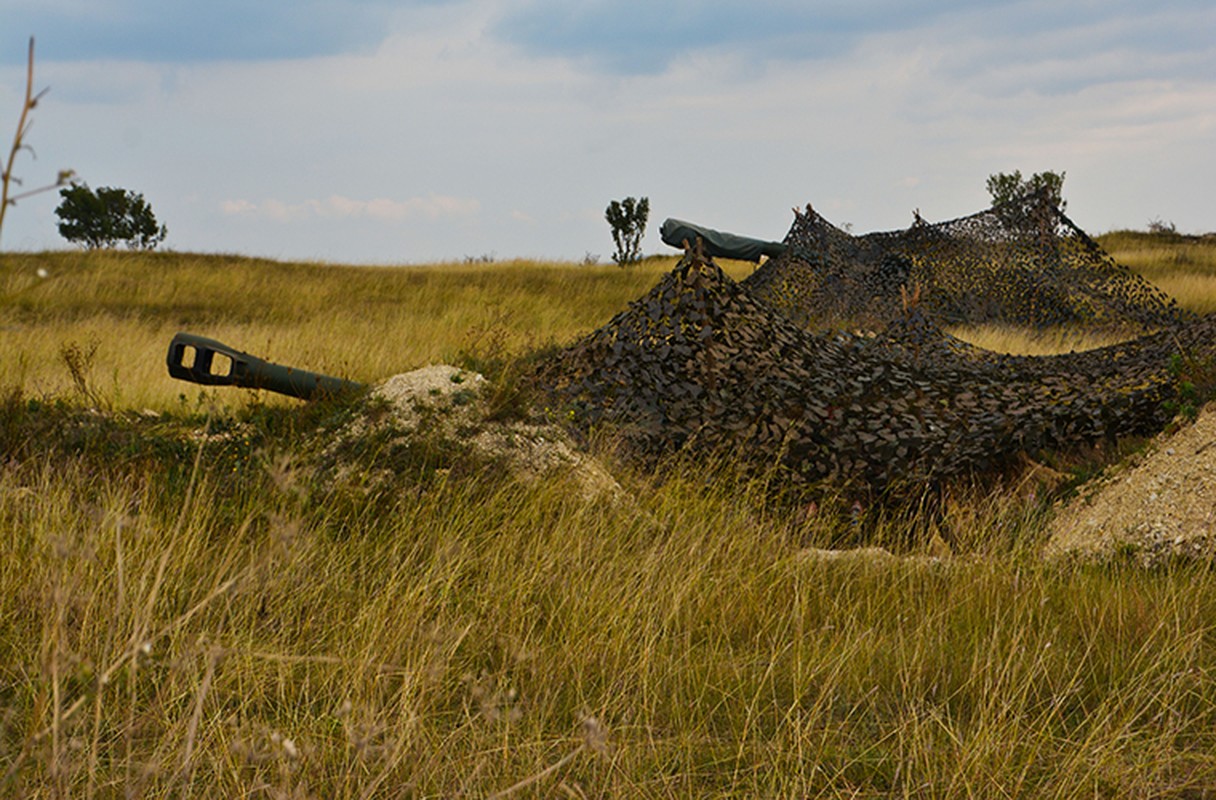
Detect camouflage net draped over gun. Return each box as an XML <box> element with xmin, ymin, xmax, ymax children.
<box><xmin>743</xmin><ymin>198</ymin><xmax>1191</xmax><ymax>332</ymax></box>
<box><xmin>538</xmin><ymin>251</ymin><xmax>1207</xmax><ymax>489</ymax></box>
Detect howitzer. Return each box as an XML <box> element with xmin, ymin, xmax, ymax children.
<box><xmin>166</xmin><ymin>332</ymin><xmax>365</xmax><ymax>401</ymax></box>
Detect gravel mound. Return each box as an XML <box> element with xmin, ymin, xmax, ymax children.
<box><xmin>1045</xmin><ymin>405</ymin><xmax>1216</xmax><ymax>563</ymax></box>
<box><xmin>334</xmin><ymin>365</ymin><xmax>622</xmax><ymax>502</ymax></box>
<box><xmin>372</xmin><ymin>365</ymin><xmax>488</xmax><ymax>432</ymax></box>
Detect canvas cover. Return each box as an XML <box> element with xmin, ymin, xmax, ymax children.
<box><xmin>660</xmin><ymin>218</ymin><xmax>788</xmax><ymax>262</ymax></box>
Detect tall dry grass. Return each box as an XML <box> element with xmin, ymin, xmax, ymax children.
<box><xmin>1100</xmin><ymin>230</ymin><xmax>1216</xmax><ymax>315</ymax></box>
<box><xmin>5</xmin><ymin>239</ymin><xmax>1211</xmax><ymax>408</ymax></box>
<box><xmin>0</xmin><ymin>251</ymin><xmax>756</xmax><ymax>409</ymax></box>
<box><xmin>2</xmin><ymin>239</ymin><xmax>1216</xmax><ymax>796</ymax></box>
<box><xmin>4</xmin><ymin>430</ymin><xmax>1215</xmax><ymax>797</ymax></box>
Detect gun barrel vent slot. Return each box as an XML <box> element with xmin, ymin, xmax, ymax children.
<box><xmin>210</xmin><ymin>353</ymin><xmax>233</xmax><ymax>378</ymax></box>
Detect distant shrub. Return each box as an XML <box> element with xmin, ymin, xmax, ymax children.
<box><xmin>986</xmin><ymin>170</ymin><xmax>1066</xmax><ymax>212</ymax></box>
<box><xmin>986</xmin><ymin>170</ymin><xmax>1066</xmax><ymax>231</ymax></box>
<box><xmin>605</xmin><ymin>196</ymin><xmax>649</xmax><ymax>267</ymax></box>
<box><xmin>1147</xmin><ymin>217</ymin><xmax>1178</xmax><ymax>235</ymax></box>
<box><xmin>55</xmin><ymin>183</ymin><xmax>167</xmax><ymax>250</ymax></box>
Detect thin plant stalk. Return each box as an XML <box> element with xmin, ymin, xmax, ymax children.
<box><xmin>0</xmin><ymin>37</ymin><xmax>73</xmax><ymax>248</ymax></box>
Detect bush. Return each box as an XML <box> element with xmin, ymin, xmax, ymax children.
<box><xmin>986</xmin><ymin>170</ymin><xmax>1066</xmax><ymax>212</ymax></box>
<box><xmin>1147</xmin><ymin>217</ymin><xmax>1178</xmax><ymax>235</ymax></box>
<box><xmin>55</xmin><ymin>183</ymin><xmax>167</xmax><ymax>250</ymax></box>
<box><xmin>986</xmin><ymin>170</ymin><xmax>1066</xmax><ymax>231</ymax></box>
<box><xmin>605</xmin><ymin>196</ymin><xmax>649</xmax><ymax>267</ymax></box>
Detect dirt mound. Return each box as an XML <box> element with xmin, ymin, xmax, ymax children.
<box><xmin>1046</xmin><ymin>406</ymin><xmax>1216</xmax><ymax>563</ymax></box>
<box><xmin>373</xmin><ymin>365</ymin><xmax>488</xmax><ymax>428</ymax></box>
<box><xmin>329</xmin><ymin>365</ymin><xmax>622</xmax><ymax>502</ymax></box>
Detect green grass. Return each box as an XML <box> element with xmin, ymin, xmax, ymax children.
<box><xmin>3</xmin><ymin>239</ymin><xmax>1216</xmax><ymax>797</ymax></box>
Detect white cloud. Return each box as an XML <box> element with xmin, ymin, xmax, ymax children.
<box><xmin>220</xmin><ymin>194</ymin><xmax>480</xmax><ymax>223</ymax></box>
<box><xmin>219</xmin><ymin>199</ymin><xmax>257</xmax><ymax>215</ymax></box>
<box><xmin>3</xmin><ymin>0</ymin><xmax>1214</xmax><ymax>261</ymax></box>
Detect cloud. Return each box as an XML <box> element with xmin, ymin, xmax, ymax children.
<box><xmin>219</xmin><ymin>199</ymin><xmax>259</xmax><ymax>216</ymax></box>
<box><xmin>0</xmin><ymin>0</ymin><xmax>433</xmax><ymax>63</ymax></box>
<box><xmin>488</xmin><ymin>0</ymin><xmax>1216</xmax><ymax>87</ymax></box>
<box><xmin>491</xmin><ymin>0</ymin><xmax>995</xmax><ymax>74</ymax></box>
<box><xmin>4</xmin><ymin>0</ymin><xmax>1214</xmax><ymax>263</ymax></box>
<box><xmin>929</xmin><ymin>3</ymin><xmax>1216</xmax><ymax>98</ymax></box>
<box><xmin>220</xmin><ymin>194</ymin><xmax>480</xmax><ymax>222</ymax></box>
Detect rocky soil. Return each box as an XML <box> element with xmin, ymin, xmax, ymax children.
<box><xmin>1046</xmin><ymin>405</ymin><xmax>1216</xmax><ymax>564</ymax></box>
<box><xmin>329</xmin><ymin>365</ymin><xmax>622</xmax><ymax>502</ymax></box>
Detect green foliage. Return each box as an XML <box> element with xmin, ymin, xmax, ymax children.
<box><xmin>1163</xmin><ymin>350</ymin><xmax>1216</xmax><ymax>424</ymax></box>
<box><xmin>986</xmin><ymin>170</ymin><xmax>1067</xmax><ymax>232</ymax></box>
<box><xmin>605</xmin><ymin>196</ymin><xmax>649</xmax><ymax>267</ymax></box>
<box><xmin>987</xmin><ymin>169</ymin><xmax>1066</xmax><ymax>211</ymax></box>
<box><xmin>55</xmin><ymin>183</ymin><xmax>167</xmax><ymax>250</ymax></box>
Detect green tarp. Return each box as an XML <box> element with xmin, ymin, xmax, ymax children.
<box><xmin>660</xmin><ymin>218</ymin><xmax>788</xmax><ymax>262</ymax></box>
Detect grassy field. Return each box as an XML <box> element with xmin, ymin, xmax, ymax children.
<box><xmin>2</xmin><ymin>236</ymin><xmax>1216</xmax><ymax>797</ymax></box>
<box><xmin>1099</xmin><ymin>230</ymin><xmax>1216</xmax><ymax>316</ymax></box>
<box><xmin>0</xmin><ymin>251</ymin><xmax>724</xmax><ymax>409</ymax></box>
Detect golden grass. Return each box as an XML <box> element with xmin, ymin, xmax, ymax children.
<box><xmin>3</xmin><ymin>442</ymin><xmax>1215</xmax><ymax>796</ymax></box>
<box><xmin>1100</xmin><ymin>231</ymin><xmax>1216</xmax><ymax>314</ymax></box>
<box><xmin>3</xmin><ymin>240</ymin><xmax>1216</xmax><ymax>796</ymax></box>
<box><xmin>6</xmin><ymin>241</ymin><xmax>1212</xmax><ymax>415</ymax></box>
<box><xmin>944</xmin><ymin>323</ymin><xmax>1133</xmax><ymax>356</ymax></box>
<box><xmin>1137</xmin><ymin>272</ymin><xmax>1216</xmax><ymax>315</ymax></box>
<box><xmin>0</xmin><ymin>252</ymin><xmax>757</xmax><ymax>409</ymax></box>
<box><xmin>1097</xmin><ymin>231</ymin><xmax>1216</xmax><ymax>275</ymax></box>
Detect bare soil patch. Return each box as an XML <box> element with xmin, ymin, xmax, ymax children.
<box><xmin>1046</xmin><ymin>405</ymin><xmax>1216</xmax><ymax>563</ymax></box>
<box><xmin>332</xmin><ymin>365</ymin><xmax>622</xmax><ymax>502</ymax></box>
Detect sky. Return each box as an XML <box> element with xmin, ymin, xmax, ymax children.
<box><xmin>1</xmin><ymin>0</ymin><xmax>1213</xmax><ymax>264</ymax></box>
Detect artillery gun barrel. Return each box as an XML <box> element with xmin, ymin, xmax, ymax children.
<box><xmin>166</xmin><ymin>332</ymin><xmax>364</xmax><ymax>401</ymax></box>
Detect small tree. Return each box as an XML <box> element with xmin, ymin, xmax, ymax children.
<box><xmin>56</xmin><ymin>184</ymin><xmax>167</xmax><ymax>250</ymax></box>
<box><xmin>987</xmin><ymin>168</ymin><xmax>1065</xmax><ymax>211</ymax></box>
<box><xmin>605</xmin><ymin>196</ymin><xmax>649</xmax><ymax>267</ymax></box>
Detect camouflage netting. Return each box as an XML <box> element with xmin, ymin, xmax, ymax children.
<box><xmin>744</xmin><ymin>196</ymin><xmax>1192</xmax><ymax>332</ymax></box>
<box><xmin>538</xmin><ymin>250</ymin><xmax>1211</xmax><ymax>490</ymax></box>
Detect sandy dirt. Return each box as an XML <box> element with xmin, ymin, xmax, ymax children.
<box><xmin>1045</xmin><ymin>404</ymin><xmax>1216</xmax><ymax>563</ymax></box>
<box><xmin>350</xmin><ymin>365</ymin><xmax>622</xmax><ymax>502</ymax></box>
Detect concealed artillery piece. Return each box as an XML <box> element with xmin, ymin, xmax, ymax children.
<box><xmin>539</xmin><ymin>246</ymin><xmax>1207</xmax><ymax>489</ymax></box>
<box><xmin>167</xmin><ymin>332</ymin><xmax>364</xmax><ymax>400</ymax></box>
<box><xmin>164</xmin><ymin>199</ymin><xmax>1201</xmax><ymax>490</ymax></box>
